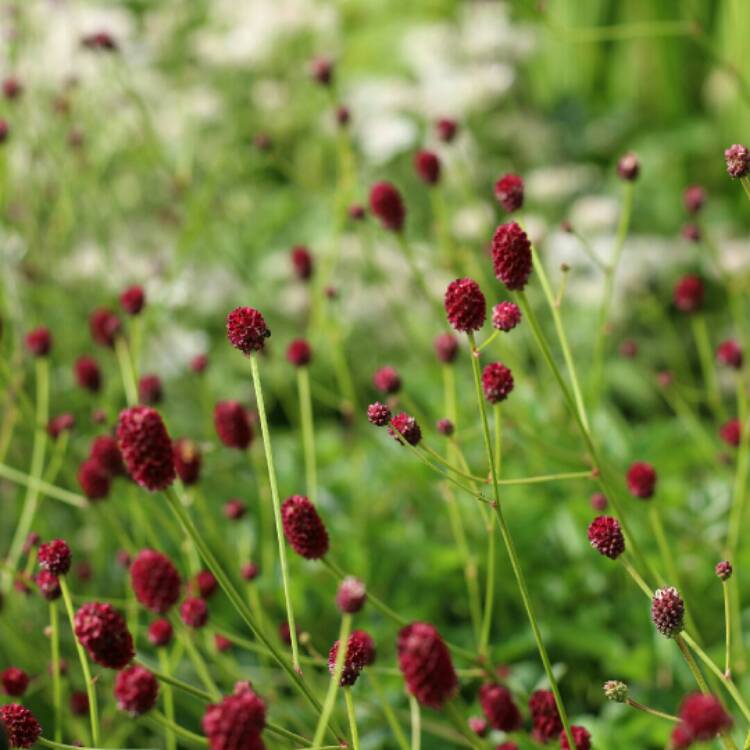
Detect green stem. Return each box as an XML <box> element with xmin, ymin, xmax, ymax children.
<box><xmin>741</xmin><ymin>177</ymin><xmax>750</xmax><ymax>203</ymax></box>
<box><xmin>250</xmin><ymin>353</ymin><xmax>301</xmax><ymax>672</ymax></box>
<box><xmin>158</xmin><ymin>649</ymin><xmax>177</xmax><ymax>750</ymax></box>
<box><xmin>59</xmin><ymin>576</ymin><xmax>100</xmax><ymax>746</ymax></box>
<box><xmin>149</xmin><ymin>711</ymin><xmax>207</xmax><ymax>747</ymax></box>
<box><xmin>409</xmin><ymin>695</ymin><xmax>421</xmax><ymax>750</ymax></box>
<box><xmin>114</xmin><ymin>336</ymin><xmax>138</xmax><ymax>406</ymax></box>
<box><xmin>0</xmin><ymin>462</ymin><xmax>87</xmax><ymax>507</ymax></box>
<box><xmin>50</xmin><ymin>602</ymin><xmax>62</xmax><ymax>743</ymax></box>
<box><xmin>479</xmin><ymin>513</ymin><xmax>496</xmax><ymax>659</ymax></box>
<box><xmin>625</xmin><ymin>698</ymin><xmax>680</xmax><ymax>723</ymax></box>
<box><xmin>172</xmin><ymin>616</ymin><xmax>220</xmax><ymax>700</ymax></box>
<box><xmin>344</xmin><ymin>689</ymin><xmax>360</xmax><ymax>750</ymax></box>
<box><xmin>367</xmin><ymin>672</ymin><xmax>410</xmax><ymax>750</ymax></box>
<box><xmin>468</xmin><ymin>332</ymin><xmax>575</xmax><ymax>749</ymax></box>
<box><xmin>691</xmin><ymin>314</ymin><xmax>725</xmax><ymax>421</ymax></box>
<box><xmin>38</xmin><ymin>740</ymin><xmax>153</xmax><ymax>750</ymax></box>
<box><xmin>724</xmin><ymin>582</ymin><xmax>732</xmax><ymax>679</ymax></box>
<box><xmin>297</xmin><ymin>367</ymin><xmax>318</xmax><ymax>504</ymax></box>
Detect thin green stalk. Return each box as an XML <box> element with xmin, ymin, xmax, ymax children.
<box><xmin>691</xmin><ymin>315</ymin><xmax>726</xmax><ymax>421</ymax></box>
<box><xmin>249</xmin><ymin>353</ymin><xmax>301</xmax><ymax>672</ymax></box>
<box><xmin>367</xmin><ymin>672</ymin><xmax>410</xmax><ymax>750</ymax></box>
<box><xmin>297</xmin><ymin>367</ymin><xmax>318</xmax><ymax>504</ymax></box>
<box><xmin>38</xmin><ymin>740</ymin><xmax>154</xmax><ymax>750</ymax></box>
<box><xmin>724</xmin><ymin>581</ymin><xmax>732</xmax><ymax>679</ymax></box>
<box><xmin>467</xmin><ymin>332</ymin><xmax>575</xmax><ymax>749</ymax></box>
<box><xmin>149</xmin><ymin>711</ymin><xmax>207</xmax><ymax>747</ymax></box>
<box><xmin>0</xmin><ymin>462</ymin><xmax>87</xmax><ymax>507</ymax></box>
<box><xmin>419</xmin><ymin>444</ymin><xmax>488</xmax><ymax>483</ymax></box>
<box><xmin>479</xmin><ymin>513</ymin><xmax>496</xmax><ymax>660</ymax></box>
<box><xmin>409</xmin><ymin>694</ymin><xmax>421</xmax><ymax>750</ymax></box>
<box><xmin>50</xmin><ymin>602</ymin><xmax>62</xmax><ymax>743</ymax></box>
<box><xmin>727</xmin><ymin>376</ymin><xmax>750</xmax><ymax>555</ymax></box>
<box><xmin>158</xmin><ymin>649</ymin><xmax>177</xmax><ymax>750</ymax></box>
<box><xmin>43</xmin><ymin>432</ymin><xmax>69</xmax><ymax>484</ymax></box>
<box><xmin>344</xmin><ymin>689</ymin><xmax>360</xmax><ymax>750</ymax></box>
<box><xmin>625</xmin><ymin>698</ymin><xmax>680</xmax><ymax>723</ymax></box>
<box><xmin>59</xmin><ymin>576</ymin><xmax>100</xmax><ymax>747</ymax></box>
<box><xmin>493</xmin><ymin>404</ymin><xmax>502</xmax><ymax>476</ymax></box>
<box><xmin>741</xmin><ymin>177</ymin><xmax>750</xmax><ymax>202</ymax></box>
<box><xmin>312</xmin><ymin>614</ymin><xmax>352</xmax><ymax>748</ymax></box>
<box><xmin>396</xmin><ymin>233</ymin><xmax>443</xmax><ymax>320</ymax></box>
<box><xmin>114</xmin><ymin>336</ymin><xmax>138</xmax><ymax>406</ymax></box>
<box><xmin>172</xmin><ymin>616</ymin><xmax>220</xmax><ymax>700</ymax></box>
<box><xmin>135</xmin><ymin>658</ymin><xmax>212</xmax><ymax>701</ymax></box>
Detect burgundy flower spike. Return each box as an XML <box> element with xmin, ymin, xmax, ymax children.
<box><xmin>117</xmin><ymin>406</ymin><xmax>175</xmax><ymax>491</ymax></box>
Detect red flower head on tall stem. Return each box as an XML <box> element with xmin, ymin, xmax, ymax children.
<box><xmin>369</xmin><ymin>181</ymin><xmax>405</xmax><ymax>232</ymax></box>
<box><xmin>492</xmin><ymin>222</ymin><xmax>532</xmax><ymax>291</ymax></box>
<box><xmin>202</xmin><ymin>682</ymin><xmax>266</xmax><ymax>750</ymax></box>
<box><xmin>89</xmin><ymin>308</ymin><xmax>122</xmax><ymax>348</ymax></box>
<box><xmin>0</xmin><ymin>704</ymin><xmax>41</xmax><ymax>748</ymax></box>
<box><xmin>414</xmin><ymin>150</ymin><xmax>441</xmax><ymax>185</ymax></box>
<box><xmin>130</xmin><ymin>549</ymin><xmax>181</xmax><ymax>614</ymax></box>
<box><xmin>673</xmin><ymin>275</ymin><xmax>704</xmax><ymax>314</ymax></box>
<box><xmin>281</xmin><ymin>495</ymin><xmax>329</xmax><ymax>559</ymax></box>
<box><xmin>444</xmin><ymin>278</ymin><xmax>486</xmax><ymax>332</ymax></box>
<box><xmin>74</xmin><ymin>602</ymin><xmax>134</xmax><ymax>669</ymax></box>
<box><xmin>214</xmin><ymin>401</ymin><xmax>253</xmax><ymax>450</ymax></box>
<box><xmin>120</xmin><ymin>285</ymin><xmax>145</xmax><ymax>315</ymax></box>
<box><xmin>226</xmin><ymin>307</ymin><xmax>270</xmax><ymax>354</ymax></box>
<box><xmin>626</xmin><ymin>461</ymin><xmax>657</xmax><ymax>499</ymax></box>
<box><xmin>494</xmin><ymin>174</ymin><xmax>524</xmax><ymax>213</ymax></box>
<box><xmin>116</xmin><ymin>406</ymin><xmax>175</xmax><ymax>491</ymax></box>
<box><xmin>25</xmin><ymin>327</ymin><xmax>52</xmax><ymax>357</ymax></box>
<box><xmin>291</xmin><ymin>246</ymin><xmax>314</xmax><ymax>281</ymax></box>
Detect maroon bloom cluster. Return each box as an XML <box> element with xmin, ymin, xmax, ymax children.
<box><xmin>281</xmin><ymin>495</ymin><xmax>329</xmax><ymax>559</ymax></box>
<box><xmin>74</xmin><ymin>601</ymin><xmax>134</xmax><ymax>669</ymax></box>
<box><xmin>492</xmin><ymin>301</ymin><xmax>521</xmax><ymax>332</ymax></box>
<box><xmin>202</xmin><ymin>682</ymin><xmax>266</xmax><ymax>750</ymax></box>
<box><xmin>214</xmin><ymin>401</ymin><xmax>253</xmax><ymax>450</ymax></box>
<box><xmin>445</xmin><ymin>278</ymin><xmax>486</xmax><ymax>332</ymax></box>
<box><xmin>173</xmin><ymin>438</ymin><xmax>202</xmax><ymax>485</ymax></box>
<box><xmin>627</xmin><ymin>462</ymin><xmax>657</xmax><ymax>499</ymax></box>
<box><xmin>328</xmin><ymin>629</ymin><xmax>376</xmax><ymax>686</ymax></box>
<box><xmin>672</xmin><ymin>693</ymin><xmax>732</xmax><ymax>747</ymax></box>
<box><xmin>494</xmin><ymin>173</ymin><xmax>524</xmax><ymax>213</ymax></box>
<box><xmin>0</xmin><ymin>704</ymin><xmax>41</xmax><ymax>748</ymax></box>
<box><xmin>479</xmin><ymin>683</ymin><xmax>521</xmax><ymax>731</ymax></box>
<box><xmin>369</xmin><ymin>181</ymin><xmax>405</xmax><ymax>232</ymax></box>
<box><xmin>117</xmin><ymin>406</ymin><xmax>175</xmax><ymax>491</ymax></box>
<box><xmin>388</xmin><ymin>412</ymin><xmax>422</xmax><ymax>446</ymax></box>
<box><xmin>587</xmin><ymin>516</ymin><xmax>625</xmax><ymax>559</ymax></box>
<box><xmin>414</xmin><ymin>150</ymin><xmax>441</xmax><ymax>185</ymax></box>
<box><xmin>38</xmin><ymin>538</ymin><xmax>72</xmax><ymax>575</ymax></box>
<box><xmin>481</xmin><ymin>362</ymin><xmax>514</xmax><ymax>404</ymax></box>
<box><xmin>529</xmin><ymin>689</ymin><xmax>562</xmax><ymax>742</ymax></box>
<box><xmin>226</xmin><ymin>306</ymin><xmax>271</xmax><ymax>354</ymax></box>
<box><xmin>492</xmin><ymin>222</ymin><xmax>532</xmax><ymax>290</ymax></box>
<box><xmin>651</xmin><ymin>586</ymin><xmax>685</xmax><ymax>638</ymax></box>
<box><xmin>130</xmin><ymin>549</ymin><xmax>181</xmax><ymax>613</ymax></box>
<box><xmin>114</xmin><ymin>665</ymin><xmax>158</xmax><ymax>716</ymax></box>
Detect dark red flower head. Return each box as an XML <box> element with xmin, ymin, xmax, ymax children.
<box><xmin>181</xmin><ymin>597</ymin><xmax>209</xmax><ymax>628</ymax></box>
<box><xmin>215</xmin><ymin>634</ymin><xmax>232</xmax><ymax>653</ymax></box>
<box><xmin>587</xmin><ymin>516</ymin><xmax>624</xmax><ymax>559</ymax></box>
<box><xmin>147</xmin><ymin>619</ymin><xmax>173</xmax><ymax>647</ymax></box>
<box><xmin>38</xmin><ymin>539</ymin><xmax>71</xmax><ymax>575</ymax></box>
<box><xmin>389</xmin><ymin>412</ymin><xmax>422</xmax><ymax>446</ymax></box>
<box><xmin>310</xmin><ymin>56</ymin><xmax>333</xmax><ymax>85</ymax></box>
<box><xmin>482</xmin><ymin>362</ymin><xmax>514</xmax><ymax>404</ymax></box>
<box><xmin>479</xmin><ymin>683</ymin><xmax>522</xmax><ymax>731</ymax></box>
<box><xmin>369</xmin><ymin>181</ymin><xmax>405</xmax><ymax>232</ymax></box>
<box><xmin>468</xmin><ymin>717</ymin><xmax>488</xmax><ymax>737</ymax></box>
<box><xmin>716</xmin><ymin>560</ymin><xmax>733</xmax><ymax>581</ymax></box>
<box><xmin>560</xmin><ymin>725</ymin><xmax>592</xmax><ymax>750</ymax></box>
<box><xmin>74</xmin><ymin>601</ymin><xmax>134</xmax><ymax>669</ymax></box>
<box><xmin>48</xmin><ymin>413</ymin><xmax>75</xmax><ymax>439</ymax></box>
<box><xmin>397</xmin><ymin>622</ymin><xmax>457</xmax><ymax>709</ymax></box>
<box><xmin>191</xmin><ymin>354</ymin><xmax>209</xmax><ymax>373</ymax></box>
<box><xmin>0</xmin><ymin>704</ymin><xmax>41</xmax><ymax>748</ymax></box>
<box><xmin>437</xmin><ymin>418</ymin><xmax>454</xmax><ymax>436</ymax></box>
<box><xmin>117</xmin><ymin>406</ymin><xmax>175</xmax><ymax>491</ymax></box>
<box><xmin>367</xmin><ymin>401</ymin><xmax>391</xmax><ymax>426</ymax></box>
<box><xmin>81</xmin><ymin>31</ymin><xmax>118</xmax><ymax>51</ymax></box>
<box><xmin>627</xmin><ymin>461</ymin><xmax>657</xmax><ymax>499</ymax></box>
<box><xmin>348</xmin><ymin>203</ymin><xmax>366</xmax><ymax>221</ymax></box>
<box><xmin>214</xmin><ymin>401</ymin><xmax>253</xmax><ymax>450</ymax></box>
<box><xmin>192</xmin><ymin>570</ymin><xmax>218</xmax><ymax>599</ymax></box>
<box><xmin>434</xmin><ymin>333</ymin><xmax>459</xmax><ymax>363</ymax></box>
<box><xmin>530</xmin><ymin>689</ymin><xmax>562</xmax><ymax>743</ymax></box>
<box><xmin>25</xmin><ymin>327</ymin><xmax>52</xmax><ymax>357</ymax></box>
<box><xmin>202</xmin><ymin>684</ymin><xmax>266</xmax><ymax>750</ymax></box>
<box><xmin>720</xmin><ymin>418</ymin><xmax>741</xmax><ymax>447</ymax></box>
<box><xmin>725</xmin><ymin>144</ymin><xmax>750</xmax><ymax>178</ymax></box>
<box><xmin>286</xmin><ymin>339</ymin><xmax>312</xmax><ymax>367</ymax></box>
<box><xmin>673</xmin><ymin>275</ymin><xmax>704</xmax><ymax>313</ymax></box>
<box><xmin>683</xmin><ymin>185</ymin><xmax>706</xmax><ymax>214</ymax></box>
<box><xmin>75</xmin><ymin>355</ymin><xmax>102</xmax><ymax>392</ymax></box>
<box><xmin>681</xmin><ymin>223</ymin><xmax>701</xmax><ymax>243</ymax></box>
<box><xmin>291</xmin><ymin>246</ymin><xmax>314</xmax><ymax>281</ymax></box>
<box><xmin>717</xmin><ymin>340</ymin><xmax>743</xmax><ymax>369</ymax></box>
<box><xmin>130</xmin><ymin>549</ymin><xmax>181</xmax><ymax>614</ymax></box>
<box><xmin>1</xmin><ymin>668</ymin><xmax>29</xmax><ymax>697</ymax></box>
<box><xmin>679</xmin><ymin>693</ymin><xmax>732</xmax><ymax>741</ymax></box>
<box><xmin>444</xmin><ymin>278</ymin><xmax>486</xmax><ymax>332</ymax></box>
<box><xmin>328</xmin><ymin>629</ymin><xmax>376</xmax><ymax>686</ymax></box>
<box><xmin>670</xmin><ymin>723</ymin><xmax>693</xmax><ymax>749</ymax></box>
<box><xmin>3</xmin><ymin>78</ymin><xmax>22</xmax><ymax>100</ymax></box>
<box><xmin>90</xmin><ymin>435</ymin><xmax>125</xmax><ymax>476</ymax></box>
<box><xmin>115</xmin><ymin>665</ymin><xmax>158</xmax><ymax>716</ymax></box>
<box><xmin>373</xmin><ymin>366</ymin><xmax>401</xmax><ymax>394</ymax></box>
<box><xmin>651</xmin><ymin>586</ymin><xmax>685</xmax><ymax>638</ymax></box>
<box><xmin>494</xmin><ymin>174</ymin><xmax>524</xmax><ymax>213</ymax></box>
<box><xmin>492</xmin><ymin>222</ymin><xmax>532</xmax><ymax>291</ymax></box>
<box><xmin>336</xmin><ymin>106</ymin><xmax>350</xmax><ymax>127</ymax></box>
<box><xmin>89</xmin><ymin>308</ymin><xmax>122</xmax><ymax>348</ymax></box>
<box><xmin>414</xmin><ymin>150</ymin><xmax>441</xmax><ymax>185</ymax></box>
<box><xmin>336</xmin><ymin>577</ymin><xmax>367</xmax><ymax>613</ymax></box>
<box><xmin>281</xmin><ymin>495</ymin><xmax>329</xmax><ymax>559</ymax></box>
<box><xmin>173</xmin><ymin>438</ymin><xmax>202</xmax><ymax>485</ymax></box>
<box><xmin>226</xmin><ymin>307</ymin><xmax>270</xmax><ymax>354</ymax></box>
<box><xmin>492</xmin><ymin>301</ymin><xmax>521</xmax><ymax>332</ymax></box>
<box><xmin>241</xmin><ymin>563</ymin><xmax>260</xmax><ymax>581</ymax></box>
<box><xmin>224</xmin><ymin>499</ymin><xmax>246</xmax><ymax>520</ymax></box>
<box><xmin>70</xmin><ymin>691</ymin><xmax>89</xmax><ymax>716</ymax></box>
<box><xmin>0</xmin><ymin>119</ymin><xmax>9</xmax><ymax>143</ymax></box>
<box><xmin>617</xmin><ymin>153</ymin><xmax>640</xmax><ymax>181</ymax></box>
<box><xmin>120</xmin><ymin>285</ymin><xmax>145</xmax><ymax>315</ymax></box>
<box><xmin>435</xmin><ymin>118</ymin><xmax>458</xmax><ymax>143</ymax></box>
<box><xmin>36</xmin><ymin>570</ymin><xmax>61</xmax><ymax>600</ymax></box>
<box><xmin>138</xmin><ymin>374</ymin><xmax>163</xmax><ymax>405</ymax></box>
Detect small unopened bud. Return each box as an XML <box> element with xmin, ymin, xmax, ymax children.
<box><xmin>715</xmin><ymin>560</ymin><xmax>733</xmax><ymax>582</ymax></box>
<box><xmin>603</xmin><ymin>680</ymin><xmax>628</xmax><ymax>703</ymax></box>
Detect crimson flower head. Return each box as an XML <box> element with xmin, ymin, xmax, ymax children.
<box><xmin>226</xmin><ymin>306</ymin><xmax>270</xmax><ymax>354</ymax></box>
<box><xmin>435</xmin><ymin>118</ymin><xmax>458</xmax><ymax>143</ymax></box>
<box><xmin>286</xmin><ymin>339</ymin><xmax>312</xmax><ymax>367</ymax></box>
<box><xmin>494</xmin><ymin>173</ymin><xmax>524</xmax><ymax>213</ymax></box>
<box><xmin>560</xmin><ymin>725</ymin><xmax>592</xmax><ymax>750</ymax></box>
<box><xmin>3</xmin><ymin>77</ymin><xmax>22</xmax><ymax>100</ymax></box>
<box><xmin>77</xmin><ymin>458</ymin><xmax>111</xmax><ymax>500</ymax></box>
<box><xmin>38</xmin><ymin>539</ymin><xmax>71</xmax><ymax>575</ymax></box>
<box><xmin>48</xmin><ymin>413</ymin><xmax>75</xmax><ymax>439</ymax></box>
<box><xmin>89</xmin><ymin>308</ymin><xmax>122</xmax><ymax>347</ymax></box>
<box><xmin>683</xmin><ymin>185</ymin><xmax>705</xmax><ymax>214</ymax></box>
<box><xmin>673</xmin><ymin>275</ymin><xmax>704</xmax><ymax>313</ymax></box>
<box><xmin>468</xmin><ymin>717</ymin><xmax>488</xmax><ymax>737</ymax></box>
<box><xmin>214</xmin><ymin>401</ymin><xmax>253</xmax><ymax>449</ymax></box>
<box><xmin>627</xmin><ymin>461</ymin><xmax>657</xmax><ymax>499</ymax></box>
<box><xmin>492</xmin><ymin>222</ymin><xmax>532</xmax><ymax>291</ymax></box>
<box><xmin>492</xmin><ymin>301</ymin><xmax>522</xmax><ymax>332</ymax></box>
<box><xmin>36</xmin><ymin>570</ymin><xmax>61</xmax><ymax>600</ymax></box>
<box><xmin>115</xmin><ymin>665</ymin><xmax>158</xmax><ymax>716</ymax></box>
<box><xmin>191</xmin><ymin>354</ymin><xmax>208</xmax><ymax>373</ymax></box>
<box><xmin>281</xmin><ymin>495</ymin><xmax>329</xmax><ymax>559</ymax></box>
<box><xmin>414</xmin><ymin>150</ymin><xmax>441</xmax><ymax>185</ymax></box>
<box><xmin>717</xmin><ymin>340</ymin><xmax>743</xmax><ymax>369</ymax></box>
<box><xmin>81</xmin><ymin>31</ymin><xmax>118</xmax><ymax>51</ymax></box>
<box><xmin>173</xmin><ymin>438</ymin><xmax>202</xmax><ymax>485</ymax></box>
<box><xmin>479</xmin><ymin>683</ymin><xmax>522</xmax><ymax>731</ymax></box>
<box><xmin>588</xmin><ymin>516</ymin><xmax>624</xmax><ymax>559</ymax></box>
<box><xmin>310</xmin><ymin>56</ymin><xmax>333</xmax><ymax>85</ymax></box>
<box><xmin>671</xmin><ymin>723</ymin><xmax>693</xmax><ymax>749</ymax></box>
<box><xmin>74</xmin><ymin>602</ymin><xmax>134</xmax><ymax>669</ymax></box>
<box><xmin>617</xmin><ymin>152</ymin><xmax>640</xmax><ymax>181</ymax></box>
<box><xmin>348</xmin><ymin>203</ymin><xmax>366</xmax><ymax>221</ymax></box>
<box><xmin>117</xmin><ymin>406</ymin><xmax>175</xmax><ymax>491</ymax></box>
<box><xmin>389</xmin><ymin>412</ymin><xmax>422</xmax><ymax>446</ymax></box>
<box><xmin>725</xmin><ymin>144</ymin><xmax>750</xmax><ymax>178</ymax></box>
<box><xmin>367</xmin><ymin>401</ymin><xmax>391</xmax><ymax>427</ymax></box>
<box><xmin>398</xmin><ymin>622</ymin><xmax>457</xmax><ymax>709</ymax></box>
<box><xmin>651</xmin><ymin>586</ymin><xmax>685</xmax><ymax>638</ymax></box>
<box><xmin>181</xmin><ymin>597</ymin><xmax>209</xmax><ymax>628</ymax></box>
<box><xmin>437</xmin><ymin>418</ymin><xmax>454</xmax><ymax>436</ymax></box>
<box><xmin>75</xmin><ymin>355</ymin><xmax>102</xmax><ymax>392</ymax></box>
<box><xmin>482</xmin><ymin>362</ymin><xmax>514</xmax><ymax>404</ymax></box>
<box><xmin>681</xmin><ymin>223</ymin><xmax>701</xmax><ymax>243</ymax></box>
<box><xmin>192</xmin><ymin>570</ymin><xmax>218</xmax><ymax>599</ymax></box>
<box><xmin>336</xmin><ymin>106</ymin><xmax>350</xmax><ymax>127</ymax></box>
<box><xmin>130</xmin><ymin>549</ymin><xmax>181</xmax><ymax>614</ymax></box>
<box><xmin>291</xmin><ymin>246</ymin><xmax>314</xmax><ymax>281</ymax></box>
<box><xmin>336</xmin><ymin>577</ymin><xmax>367</xmax><ymax>614</ymax></box>
<box><xmin>529</xmin><ymin>689</ymin><xmax>562</xmax><ymax>743</ymax></box>
<box><xmin>138</xmin><ymin>374</ymin><xmax>163</xmax><ymax>405</ymax></box>
<box><xmin>147</xmin><ymin>619</ymin><xmax>173</xmax><ymax>647</ymax></box>
<box><xmin>120</xmin><ymin>285</ymin><xmax>145</xmax><ymax>315</ymax></box>
<box><xmin>90</xmin><ymin>435</ymin><xmax>125</xmax><ymax>476</ymax></box>
<box><xmin>0</xmin><ymin>119</ymin><xmax>9</xmax><ymax>143</ymax></box>
<box><xmin>369</xmin><ymin>181</ymin><xmax>405</xmax><ymax>232</ymax></box>
<box><xmin>716</xmin><ymin>560</ymin><xmax>733</xmax><ymax>581</ymax></box>
<box><xmin>215</xmin><ymin>634</ymin><xmax>232</xmax><ymax>653</ymax></box>
<box><xmin>224</xmin><ymin>499</ymin><xmax>246</xmax><ymax>520</ymax></box>
<box><xmin>445</xmin><ymin>278</ymin><xmax>486</xmax><ymax>332</ymax></box>
<box><xmin>25</xmin><ymin>327</ymin><xmax>52</xmax><ymax>357</ymax></box>
<box><xmin>373</xmin><ymin>366</ymin><xmax>401</xmax><ymax>394</ymax></box>
<box><xmin>328</xmin><ymin>629</ymin><xmax>376</xmax><ymax>686</ymax></box>
<box><xmin>0</xmin><ymin>704</ymin><xmax>41</xmax><ymax>748</ymax></box>
<box><xmin>241</xmin><ymin>563</ymin><xmax>260</xmax><ymax>581</ymax></box>
<box><xmin>70</xmin><ymin>691</ymin><xmax>89</xmax><ymax>716</ymax></box>
<box><xmin>203</xmin><ymin>682</ymin><xmax>266</xmax><ymax>750</ymax></box>
<box><xmin>1</xmin><ymin>668</ymin><xmax>29</xmax><ymax>697</ymax></box>
<box><xmin>679</xmin><ymin>693</ymin><xmax>732</xmax><ymax>741</ymax></box>
<box><xmin>720</xmin><ymin>418</ymin><xmax>741</xmax><ymax>447</ymax></box>
<box><xmin>434</xmin><ymin>333</ymin><xmax>459</xmax><ymax>363</ymax></box>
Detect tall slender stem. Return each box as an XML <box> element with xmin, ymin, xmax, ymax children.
<box><xmin>114</xmin><ymin>336</ymin><xmax>138</xmax><ymax>406</ymax></box>
<box><xmin>409</xmin><ymin>695</ymin><xmax>421</xmax><ymax>750</ymax></box>
<box><xmin>158</xmin><ymin>648</ymin><xmax>177</xmax><ymax>750</ymax></box>
<box><xmin>467</xmin><ymin>333</ymin><xmax>575</xmax><ymax>749</ymax></box>
<box><xmin>172</xmin><ymin>616</ymin><xmax>220</xmax><ymax>700</ymax></box>
<box><xmin>691</xmin><ymin>315</ymin><xmax>725</xmax><ymax>421</ymax></box>
<box><xmin>249</xmin><ymin>353</ymin><xmax>300</xmax><ymax>672</ymax></box>
<box><xmin>625</xmin><ymin>698</ymin><xmax>680</xmax><ymax>723</ymax></box>
<box><xmin>367</xmin><ymin>672</ymin><xmax>410</xmax><ymax>750</ymax></box>
<box><xmin>344</xmin><ymin>689</ymin><xmax>360</xmax><ymax>750</ymax></box>
<box><xmin>59</xmin><ymin>576</ymin><xmax>100</xmax><ymax>747</ymax></box>
<box><xmin>297</xmin><ymin>367</ymin><xmax>318</xmax><ymax>504</ymax></box>
<box><xmin>50</xmin><ymin>602</ymin><xmax>62</xmax><ymax>743</ymax></box>
<box><xmin>723</xmin><ymin>580</ymin><xmax>732</xmax><ymax>679</ymax></box>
